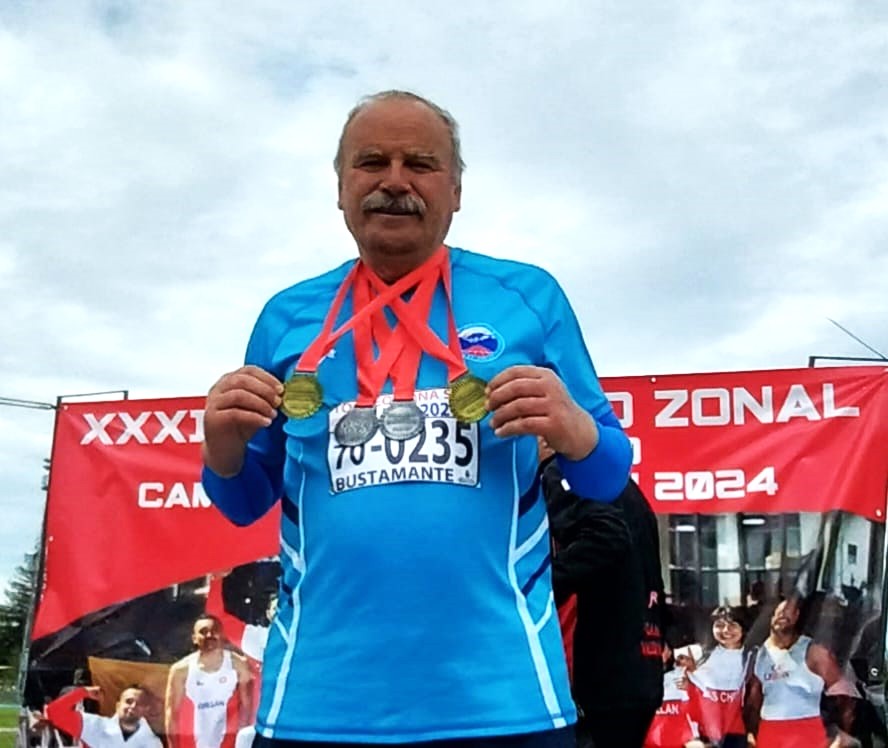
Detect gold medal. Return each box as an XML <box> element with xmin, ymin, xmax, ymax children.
<box><xmin>448</xmin><ymin>373</ymin><xmax>488</xmax><ymax>423</ymax></box>
<box><xmin>281</xmin><ymin>373</ymin><xmax>323</xmax><ymax>419</ymax></box>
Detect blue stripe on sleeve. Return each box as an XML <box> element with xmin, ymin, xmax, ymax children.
<box><xmin>202</xmin><ymin>451</ymin><xmax>281</xmax><ymax>526</ymax></box>
<box><xmin>555</xmin><ymin>412</ymin><xmax>631</xmax><ymax>502</ymax></box>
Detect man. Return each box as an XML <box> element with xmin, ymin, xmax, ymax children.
<box><xmin>542</xmin><ymin>448</ymin><xmax>664</xmax><ymax>748</ymax></box>
<box><xmin>204</xmin><ymin>571</ymin><xmax>274</xmax><ymax>748</ymax></box>
<box><xmin>43</xmin><ymin>685</ymin><xmax>162</xmax><ymax>748</ymax></box>
<box><xmin>202</xmin><ymin>90</ymin><xmax>632</xmax><ymax>746</ymax></box>
<box><xmin>745</xmin><ymin>596</ymin><xmax>854</xmax><ymax>748</ymax></box>
<box><xmin>165</xmin><ymin>614</ymin><xmax>253</xmax><ymax>748</ymax></box>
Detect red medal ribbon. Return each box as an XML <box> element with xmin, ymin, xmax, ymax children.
<box><xmin>362</xmin><ymin>248</ymin><xmax>469</xmax><ymax>383</ymax></box>
<box><xmin>294</xmin><ymin>254</ymin><xmax>441</xmax><ymax>373</ymax></box>
<box><xmin>355</xmin><ymin>250</ymin><xmax>442</xmax><ymax>404</ymax></box>
<box><xmin>295</xmin><ymin>246</ymin><xmax>474</xmax><ymax>407</ymax></box>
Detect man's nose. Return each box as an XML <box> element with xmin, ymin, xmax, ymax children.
<box><xmin>379</xmin><ymin>162</ymin><xmax>410</xmax><ymax>194</ymax></box>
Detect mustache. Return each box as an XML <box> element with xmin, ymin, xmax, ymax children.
<box><xmin>361</xmin><ymin>192</ymin><xmax>426</xmax><ymax>216</ymax></box>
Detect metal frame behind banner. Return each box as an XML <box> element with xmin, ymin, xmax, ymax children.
<box><xmin>808</xmin><ymin>355</ymin><xmax>888</xmax><ymax>368</ymax></box>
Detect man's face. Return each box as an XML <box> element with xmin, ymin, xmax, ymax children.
<box><xmin>192</xmin><ymin>617</ymin><xmax>222</xmax><ymax>652</ymax></box>
<box><xmin>337</xmin><ymin>98</ymin><xmax>461</xmax><ymax>265</ymax></box>
<box><xmin>770</xmin><ymin>599</ymin><xmax>800</xmax><ymax>634</ymax></box>
<box><xmin>115</xmin><ymin>688</ymin><xmax>145</xmax><ymax>727</ymax></box>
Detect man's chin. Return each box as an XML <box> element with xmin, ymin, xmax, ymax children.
<box><xmin>361</xmin><ymin>231</ymin><xmax>425</xmax><ymax>257</ymax></box>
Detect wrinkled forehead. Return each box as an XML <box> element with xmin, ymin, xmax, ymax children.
<box><xmin>342</xmin><ymin>99</ymin><xmax>453</xmax><ymax>158</ymax></box>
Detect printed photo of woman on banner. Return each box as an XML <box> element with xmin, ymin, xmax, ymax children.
<box><xmin>640</xmin><ymin>508</ymin><xmax>888</xmax><ymax>748</ymax></box>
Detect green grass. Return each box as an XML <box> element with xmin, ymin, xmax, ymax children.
<box><xmin>0</xmin><ymin>706</ymin><xmax>17</xmax><ymax>730</ymax></box>
<box><xmin>0</xmin><ymin>703</ymin><xmax>18</xmax><ymax>748</ymax></box>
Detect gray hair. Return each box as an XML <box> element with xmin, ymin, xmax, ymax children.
<box><xmin>333</xmin><ymin>90</ymin><xmax>466</xmax><ymax>185</ymax></box>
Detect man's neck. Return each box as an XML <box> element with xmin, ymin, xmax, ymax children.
<box><xmin>361</xmin><ymin>245</ymin><xmax>442</xmax><ymax>283</ymax></box>
<box><xmin>769</xmin><ymin>630</ymin><xmax>800</xmax><ymax>650</ymax></box>
<box><xmin>118</xmin><ymin>721</ymin><xmax>139</xmax><ymax>739</ymax></box>
<box><xmin>197</xmin><ymin>647</ymin><xmax>225</xmax><ymax>669</ymax></box>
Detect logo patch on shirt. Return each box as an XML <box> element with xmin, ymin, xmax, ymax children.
<box><xmin>458</xmin><ymin>324</ymin><xmax>504</xmax><ymax>362</ymax></box>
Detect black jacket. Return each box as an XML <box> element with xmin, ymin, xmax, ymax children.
<box><xmin>542</xmin><ymin>461</ymin><xmax>665</xmax><ymax>713</ymax></box>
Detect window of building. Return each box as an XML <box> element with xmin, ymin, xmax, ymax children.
<box><xmin>666</xmin><ymin>513</ymin><xmax>804</xmax><ymax>609</ymax></box>
<box><xmin>741</xmin><ymin>514</ymin><xmax>802</xmax><ymax>601</ymax></box>
<box><xmin>667</xmin><ymin>515</ymin><xmax>739</xmax><ymax>609</ymax></box>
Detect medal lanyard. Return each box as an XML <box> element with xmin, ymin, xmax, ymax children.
<box><xmin>350</xmin><ymin>262</ymin><xmax>436</xmax><ymax>407</ymax></box>
<box><xmin>294</xmin><ymin>254</ymin><xmax>437</xmax><ymax>374</ymax></box>
<box><xmin>361</xmin><ymin>248</ymin><xmax>469</xmax><ymax>385</ymax></box>
<box><xmin>358</xmin><ymin>256</ymin><xmax>441</xmax><ymax>404</ymax></box>
<box><xmin>294</xmin><ymin>246</ymin><xmax>475</xmax><ymax>412</ymax></box>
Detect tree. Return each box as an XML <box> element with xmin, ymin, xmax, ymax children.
<box><xmin>0</xmin><ymin>543</ymin><xmax>39</xmax><ymax>687</ymax></box>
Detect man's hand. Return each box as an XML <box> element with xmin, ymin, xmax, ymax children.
<box><xmin>486</xmin><ymin>366</ymin><xmax>599</xmax><ymax>460</ymax></box>
<box><xmin>83</xmin><ymin>686</ymin><xmax>102</xmax><ymax>701</ymax></box>
<box><xmin>203</xmin><ymin>366</ymin><xmax>283</xmax><ymax>477</ymax></box>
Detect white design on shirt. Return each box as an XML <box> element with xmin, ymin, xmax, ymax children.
<box><xmin>80</xmin><ymin>715</ymin><xmax>161</xmax><ymax>748</ymax></box>
<box><xmin>754</xmin><ymin>635</ymin><xmax>825</xmax><ymax>721</ymax></box>
<box><xmin>184</xmin><ymin>650</ymin><xmax>238</xmax><ymax>748</ymax></box>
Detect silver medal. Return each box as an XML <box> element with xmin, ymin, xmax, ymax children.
<box><xmin>334</xmin><ymin>406</ymin><xmax>379</xmax><ymax>446</ymax></box>
<box><xmin>380</xmin><ymin>400</ymin><xmax>425</xmax><ymax>441</ymax></box>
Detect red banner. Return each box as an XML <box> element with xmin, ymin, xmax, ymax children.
<box><xmin>32</xmin><ymin>367</ymin><xmax>888</xmax><ymax>640</ymax></box>
<box><xmin>607</xmin><ymin>366</ymin><xmax>888</xmax><ymax>520</ymax></box>
<box><xmin>33</xmin><ymin>397</ymin><xmax>279</xmax><ymax>640</ymax></box>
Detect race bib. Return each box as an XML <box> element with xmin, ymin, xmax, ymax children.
<box><xmin>327</xmin><ymin>388</ymin><xmax>480</xmax><ymax>494</ymax></box>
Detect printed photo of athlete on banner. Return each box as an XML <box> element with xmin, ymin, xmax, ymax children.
<box><xmin>22</xmin><ymin>365</ymin><xmax>888</xmax><ymax>748</ymax></box>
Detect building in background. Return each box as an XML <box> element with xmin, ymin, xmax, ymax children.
<box><xmin>660</xmin><ymin>512</ymin><xmax>884</xmax><ymax>612</ymax></box>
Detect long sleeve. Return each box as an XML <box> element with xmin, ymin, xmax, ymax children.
<box><xmin>202</xmin><ymin>301</ymin><xmax>290</xmax><ymax>525</ymax></box>
<box><xmin>202</xmin><ymin>442</ymin><xmax>283</xmax><ymax>526</ymax></box>
<box><xmin>537</xmin><ymin>274</ymin><xmax>632</xmax><ymax>501</ymax></box>
<box><xmin>556</xmin><ymin>410</ymin><xmax>633</xmax><ymax>502</ymax></box>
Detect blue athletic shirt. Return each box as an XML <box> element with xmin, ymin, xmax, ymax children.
<box><xmin>203</xmin><ymin>247</ymin><xmax>632</xmax><ymax>743</ymax></box>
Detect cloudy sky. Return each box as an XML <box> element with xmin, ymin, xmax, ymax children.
<box><xmin>1</xmin><ymin>1</ymin><xmax>886</xmax><ymax>597</ymax></box>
